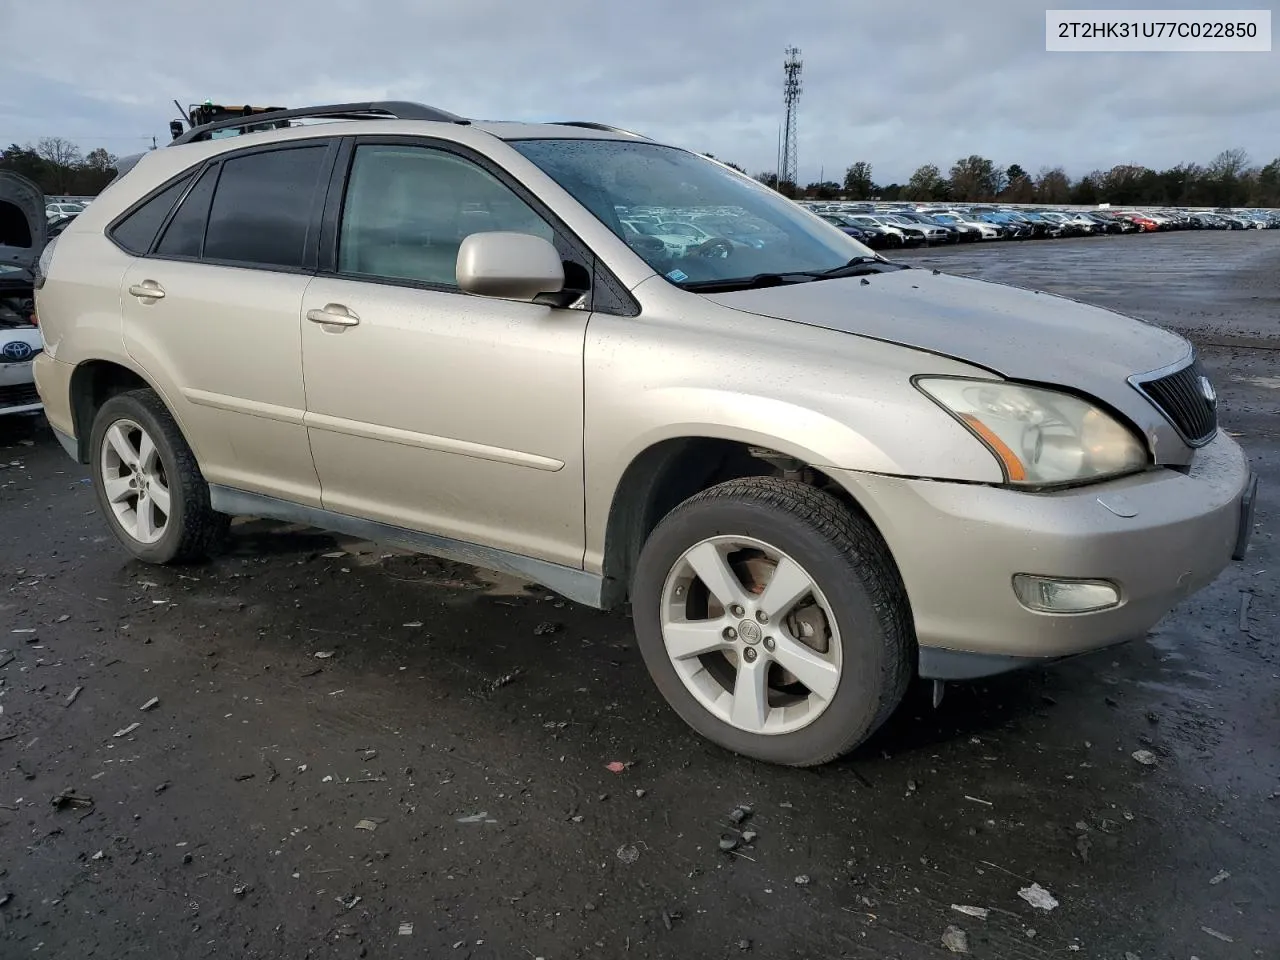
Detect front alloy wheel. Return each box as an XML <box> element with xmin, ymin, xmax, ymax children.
<box><xmin>632</xmin><ymin>477</ymin><xmax>914</xmax><ymax>767</ymax></box>
<box><xmin>661</xmin><ymin>536</ymin><xmax>842</xmax><ymax>735</ymax></box>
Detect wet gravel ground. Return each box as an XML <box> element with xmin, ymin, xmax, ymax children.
<box><xmin>1</xmin><ymin>231</ymin><xmax>1277</xmax><ymax>959</ymax></box>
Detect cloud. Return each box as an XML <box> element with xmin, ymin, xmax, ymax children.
<box><xmin>4</xmin><ymin>0</ymin><xmax>1277</xmax><ymax>183</ymax></box>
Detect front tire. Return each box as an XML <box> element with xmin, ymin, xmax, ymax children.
<box><xmin>631</xmin><ymin>478</ymin><xmax>914</xmax><ymax>767</ymax></box>
<box><xmin>90</xmin><ymin>389</ymin><xmax>229</xmax><ymax>564</ymax></box>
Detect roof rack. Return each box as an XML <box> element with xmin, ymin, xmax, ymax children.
<box><xmin>169</xmin><ymin>101</ymin><xmax>469</xmax><ymax>146</ymax></box>
<box><xmin>553</xmin><ymin>121</ymin><xmax>650</xmax><ymax>140</ymax></box>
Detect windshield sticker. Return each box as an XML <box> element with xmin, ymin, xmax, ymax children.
<box><xmin>666</xmin><ymin>269</ymin><xmax>689</xmax><ymax>282</ymax></box>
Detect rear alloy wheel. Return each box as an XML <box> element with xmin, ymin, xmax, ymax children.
<box><xmin>90</xmin><ymin>389</ymin><xmax>229</xmax><ymax>564</ymax></box>
<box><xmin>632</xmin><ymin>478</ymin><xmax>913</xmax><ymax>767</ymax></box>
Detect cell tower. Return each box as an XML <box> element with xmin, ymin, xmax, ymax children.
<box><xmin>780</xmin><ymin>46</ymin><xmax>803</xmax><ymax>189</ymax></box>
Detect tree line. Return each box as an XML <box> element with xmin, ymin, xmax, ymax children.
<box><xmin>1</xmin><ymin>138</ymin><xmax>121</xmax><ymax>196</ymax></box>
<box><xmin>750</xmin><ymin>149</ymin><xmax>1280</xmax><ymax>208</ymax></box>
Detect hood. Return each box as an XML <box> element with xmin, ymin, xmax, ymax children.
<box><xmin>707</xmin><ymin>267</ymin><xmax>1196</xmax><ymax>460</ymax></box>
<box><xmin>0</xmin><ymin>172</ymin><xmax>46</xmax><ymax>274</ymax></box>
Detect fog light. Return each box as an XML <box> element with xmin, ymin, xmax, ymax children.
<box><xmin>1013</xmin><ymin>575</ymin><xmax>1120</xmax><ymax>613</ymax></box>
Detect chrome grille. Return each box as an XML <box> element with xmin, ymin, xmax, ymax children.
<box><xmin>1131</xmin><ymin>358</ymin><xmax>1218</xmax><ymax>447</ymax></box>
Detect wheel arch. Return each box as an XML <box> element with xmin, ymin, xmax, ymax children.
<box><xmin>598</xmin><ymin>434</ymin><xmax>892</xmax><ymax>609</ymax></box>
<box><xmin>69</xmin><ymin>358</ymin><xmax>175</xmax><ymax>464</ymax></box>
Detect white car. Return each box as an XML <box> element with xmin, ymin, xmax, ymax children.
<box><xmin>931</xmin><ymin>211</ymin><xmax>1002</xmax><ymax>239</ymax></box>
<box><xmin>2</xmin><ymin>172</ymin><xmax>45</xmax><ymax>415</ymax></box>
<box><xmin>843</xmin><ymin>214</ymin><xmax>909</xmax><ymax>244</ymax></box>
<box><xmin>1</xmin><ymin>304</ymin><xmax>42</xmax><ymax>415</ymax></box>
<box><xmin>45</xmin><ymin>202</ymin><xmax>85</xmax><ymax>220</ymax></box>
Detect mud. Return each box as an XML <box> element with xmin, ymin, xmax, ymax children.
<box><xmin>1</xmin><ymin>231</ymin><xmax>1277</xmax><ymax>959</ymax></box>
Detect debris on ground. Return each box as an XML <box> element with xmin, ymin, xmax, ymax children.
<box><xmin>337</xmin><ymin>894</ymin><xmax>362</xmax><ymax>909</ymax></box>
<box><xmin>635</xmin><ymin>789</ymin><xmax>646</xmax><ymax>798</ymax></box>
<box><xmin>661</xmin><ymin>909</ymin><xmax>678</xmax><ymax>930</ymax></box>
<box><xmin>942</xmin><ymin>925</ymin><xmax>970</xmax><ymax>953</ymax></box>
<box><xmin>736</xmin><ymin>940</ymin><xmax>751</xmax><ymax>951</ymax></box>
<box><xmin>112</xmin><ymin>722</ymin><xmax>140</xmax><ymax>738</ymax></box>
<box><xmin>1076</xmin><ymin>833</ymin><xmax>1092</xmax><ymax>863</ymax></box>
<box><xmin>1200</xmin><ymin>926</ymin><xmax>1233</xmax><ymax>943</ymax></box>
<box><xmin>719</xmin><ymin>835</ymin><xmax>739</xmax><ymax>852</ymax></box>
<box><xmin>1208</xmin><ymin>870</ymin><xmax>1230</xmax><ymax>885</ymax></box>
<box><xmin>51</xmin><ymin>790</ymin><xmax>93</xmax><ymax>810</ymax></box>
<box><xmin>233</xmin><ymin>773</ymin><xmax>255</xmax><ymax>782</ymax></box>
<box><xmin>354</xmin><ymin>818</ymin><xmax>386</xmax><ymax>831</ymax></box>
<box><xmin>484</xmin><ymin>669</ymin><xmax>522</xmax><ymax>693</ymax></box>
<box><xmin>64</xmin><ymin>686</ymin><xmax>83</xmax><ymax>707</ymax></box>
<box><xmin>794</xmin><ymin>875</ymin><xmax>811</xmax><ymax>886</ymax></box>
<box><xmin>139</xmin><ymin>697</ymin><xmax>159</xmax><ymax>711</ymax></box>
<box><xmin>951</xmin><ymin>905</ymin><xmax>989</xmax><ymax>919</ymax></box>
<box><xmin>154</xmin><ymin>782</ymin><xmax>169</xmax><ymax>795</ymax></box>
<box><xmin>91</xmin><ymin>850</ymin><xmax>105</xmax><ymax>861</ymax></box>
<box><xmin>741</xmin><ymin>829</ymin><xmax>758</xmax><ymax>844</ymax></box>
<box><xmin>616</xmin><ymin>844</ymin><xmax>640</xmax><ymax>865</ymax></box>
<box><xmin>1131</xmin><ymin>749</ymin><xmax>1159</xmax><ymax>766</ymax></box>
<box><xmin>456</xmin><ymin>812</ymin><xmax>497</xmax><ymax>824</ymax></box>
<box><xmin>606</xmin><ymin>761</ymin><xmax>629</xmax><ymax>774</ymax></box>
<box><xmin>398</xmin><ymin>922</ymin><xmax>413</xmax><ymax>936</ymax></box>
<box><xmin>313</xmin><ymin>651</ymin><xmax>335</xmax><ymax>659</ymax></box>
<box><xmin>1018</xmin><ymin>883</ymin><xmax>1059</xmax><ymax>911</ymax></box>
<box><xmin>533</xmin><ymin>622</ymin><xmax>563</xmax><ymax>636</ymax></box>
<box><xmin>729</xmin><ymin>805</ymin><xmax>752</xmax><ymax>824</ymax></box>
<box><xmin>233</xmin><ymin>882</ymin><xmax>249</xmax><ymax>897</ymax></box>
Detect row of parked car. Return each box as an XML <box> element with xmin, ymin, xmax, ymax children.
<box><xmin>800</xmin><ymin>202</ymin><xmax>1280</xmax><ymax>249</ymax></box>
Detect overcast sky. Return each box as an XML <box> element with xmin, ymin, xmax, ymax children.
<box><xmin>3</xmin><ymin>0</ymin><xmax>1276</xmax><ymax>185</ymax></box>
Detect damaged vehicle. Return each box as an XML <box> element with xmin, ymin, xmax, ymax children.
<box><xmin>1</xmin><ymin>172</ymin><xmax>45</xmax><ymax>416</ymax></box>
<box><xmin>32</xmin><ymin>102</ymin><xmax>1258</xmax><ymax>767</ymax></box>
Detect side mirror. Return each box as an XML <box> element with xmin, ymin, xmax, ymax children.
<box><xmin>456</xmin><ymin>232</ymin><xmax>565</xmax><ymax>301</ymax></box>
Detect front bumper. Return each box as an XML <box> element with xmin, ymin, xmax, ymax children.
<box><xmin>834</xmin><ymin>432</ymin><xmax>1254</xmax><ymax>677</ymax></box>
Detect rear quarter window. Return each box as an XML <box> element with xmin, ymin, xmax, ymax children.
<box><xmin>109</xmin><ymin>173</ymin><xmax>196</xmax><ymax>255</ymax></box>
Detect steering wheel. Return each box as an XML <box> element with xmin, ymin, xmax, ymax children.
<box><xmin>626</xmin><ymin>235</ymin><xmax>669</xmax><ymax>259</ymax></box>
<box><xmin>690</xmin><ymin>237</ymin><xmax>735</xmax><ymax>259</ymax></box>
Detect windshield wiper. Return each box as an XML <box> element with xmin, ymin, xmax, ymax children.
<box><xmin>807</xmin><ymin>256</ymin><xmax>907</xmax><ymax>278</ymax></box>
<box><xmin>681</xmin><ymin>272</ymin><xmax>818</xmax><ymax>292</ymax></box>
<box><xmin>681</xmin><ymin>257</ymin><xmax>905</xmax><ymax>293</ymax></box>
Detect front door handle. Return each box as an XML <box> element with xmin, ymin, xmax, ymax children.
<box><xmin>128</xmin><ymin>280</ymin><xmax>165</xmax><ymax>301</ymax></box>
<box><xmin>306</xmin><ymin>304</ymin><xmax>360</xmax><ymax>327</ymax></box>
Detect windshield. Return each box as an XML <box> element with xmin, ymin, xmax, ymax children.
<box><xmin>510</xmin><ymin>139</ymin><xmax>876</xmax><ymax>286</ymax></box>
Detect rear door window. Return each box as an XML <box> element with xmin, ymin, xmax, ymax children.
<box><xmin>154</xmin><ymin>166</ymin><xmax>218</xmax><ymax>259</ymax></box>
<box><xmin>202</xmin><ymin>145</ymin><xmax>328</xmax><ymax>270</ymax></box>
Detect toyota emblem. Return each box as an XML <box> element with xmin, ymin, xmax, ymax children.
<box><xmin>1</xmin><ymin>340</ymin><xmax>34</xmax><ymax>363</ymax></box>
<box><xmin>1198</xmin><ymin>375</ymin><xmax>1217</xmax><ymax>407</ymax></box>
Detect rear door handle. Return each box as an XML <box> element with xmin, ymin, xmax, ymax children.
<box><xmin>128</xmin><ymin>280</ymin><xmax>165</xmax><ymax>301</ymax></box>
<box><xmin>306</xmin><ymin>304</ymin><xmax>360</xmax><ymax>327</ymax></box>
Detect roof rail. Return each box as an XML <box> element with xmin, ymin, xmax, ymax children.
<box><xmin>170</xmin><ymin>101</ymin><xmax>469</xmax><ymax>146</ymax></box>
<box><xmin>553</xmin><ymin>121</ymin><xmax>650</xmax><ymax>140</ymax></box>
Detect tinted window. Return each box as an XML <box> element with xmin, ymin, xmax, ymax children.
<box><xmin>110</xmin><ymin>173</ymin><xmax>194</xmax><ymax>255</ymax></box>
<box><xmin>337</xmin><ymin>144</ymin><xmax>554</xmax><ymax>287</ymax></box>
<box><xmin>154</xmin><ymin>166</ymin><xmax>217</xmax><ymax>258</ymax></box>
<box><xmin>203</xmin><ymin>146</ymin><xmax>326</xmax><ymax>269</ymax></box>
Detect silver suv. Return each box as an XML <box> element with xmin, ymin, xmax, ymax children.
<box><xmin>33</xmin><ymin>101</ymin><xmax>1257</xmax><ymax>766</ymax></box>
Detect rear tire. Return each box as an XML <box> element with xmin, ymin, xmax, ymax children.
<box><xmin>631</xmin><ymin>478</ymin><xmax>914</xmax><ymax>767</ymax></box>
<box><xmin>89</xmin><ymin>389</ymin><xmax>229</xmax><ymax>564</ymax></box>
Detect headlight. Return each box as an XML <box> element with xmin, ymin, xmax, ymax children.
<box><xmin>915</xmin><ymin>378</ymin><xmax>1148</xmax><ymax>486</ymax></box>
